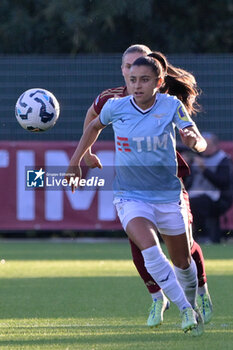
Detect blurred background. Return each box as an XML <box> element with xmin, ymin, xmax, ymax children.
<box><xmin>0</xmin><ymin>0</ymin><xmax>232</xmax><ymax>241</ymax></box>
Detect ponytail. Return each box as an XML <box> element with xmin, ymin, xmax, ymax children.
<box><xmin>148</xmin><ymin>52</ymin><xmax>201</xmax><ymax>115</ymax></box>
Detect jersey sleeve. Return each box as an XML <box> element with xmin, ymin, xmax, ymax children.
<box><xmin>173</xmin><ymin>101</ymin><xmax>195</xmax><ymax>129</ymax></box>
<box><xmin>99</xmin><ymin>99</ymin><xmax>113</xmax><ymax>126</ymax></box>
<box><xmin>93</xmin><ymin>92</ymin><xmax>109</xmax><ymax>115</ymax></box>
<box><xmin>93</xmin><ymin>86</ymin><xmax>126</xmax><ymax>115</ymax></box>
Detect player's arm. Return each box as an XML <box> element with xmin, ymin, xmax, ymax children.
<box><xmin>179</xmin><ymin>126</ymin><xmax>207</xmax><ymax>153</ymax></box>
<box><xmin>66</xmin><ymin>117</ymin><xmax>105</xmax><ymax>191</ymax></box>
<box><xmin>71</xmin><ymin>117</ymin><xmax>105</xmax><ymax>168</ymax></box>
<box><xmin>83</xmin><ymin>103</ymin><xmax>98</xmax><ymax>131</ymax></box>
<box><xmin>83</xmin><ymin>104</ymin><xmax>101</xmax><ymax>167</ymax></box>
<box><xmin>175</xmin><ymin>102</ymin><xmax>207</xmax><ymax>153</ymax></box>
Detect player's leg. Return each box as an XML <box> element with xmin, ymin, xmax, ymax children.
<box><xmin>129</xmin><ymin>238</ymin><xmax>161</xmax><ymax>294</ymax></box>
<box><xmin>129</xmin><ymin>233</ymin><xmax>208</xmax><ymax>329</ymax></box>
<box><xmin>127</xmin><ymin>218</ymin><xmax>197</xmax><ymax>332</ymax></box>
<box><xmin>161</xmin><ymin>233</ymin><xmax>198</xmax><ymax>309</ymax></box>
<box><xmin>190</xmin><ymin>238</ymin><xmax>207</xmax><ymax>289</ymax></box>
<box><xmin>183</xmin><ymin>188</ymin><xmax>213</xmax><ymax>323</ymax></box>
<box><xmin>183</xmin><ymin>191</ymin><xmax>208</xmax><ymax>286</ymax></box>
<box><xmin>115</xmin><ymin>199</ymin><xmax>198</xmax><ymax>333</ymax></box>
<box><xmin>155</xmin><ymin>200</ymin><xmax>204</xmax><ymax>336</ymax></box>
<box><xmin>129</xmin><ymin>239</ymin><xmax>170</xmax><ymax>327</ymax></box>
<box><xmin>161</xmin><ymin>232</ymin><xmax>204</xmax><ymax>336</ymax></box>
<box><xmin>191</xmin><ymin>239</ymin><xmax>213</xmax><ymax>323</ymax></box>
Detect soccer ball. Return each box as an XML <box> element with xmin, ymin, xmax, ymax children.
<box><xmin>15</xmin><ymin>88</ymin><xmax>60</xmax><ymax>132</ymax></box>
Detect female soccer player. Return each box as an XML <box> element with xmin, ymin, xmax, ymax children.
<box><xmin>82</xmin><ymin>45</ymin><xmax>213</xmax><ymax>327</ymax></box>
<box><xmin>67</xmin><ymin>54</ymin><xmax>207</xmax><ymax>335</ymax></box>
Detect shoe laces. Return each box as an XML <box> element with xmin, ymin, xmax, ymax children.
<box><xmin>149</xmin><ymin>299</ymin><xmax>163</xmax><ymax>315</ymax></box>
<box><xmin>181</xmin><ymin>307</ymin><xmax>194</xmax><ymax>321</ymax></box>
<box><xmin>200</xmin><ymin>293</ymin><xmax>211</xmax><ymax>311</ymax></box>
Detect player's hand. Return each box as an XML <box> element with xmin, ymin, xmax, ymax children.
<box><xmin>83</xmin><ymin>152</ymin><xmax>103</xmax><ymax>169</ymax></box>
<box><xmin>179</xmin><ymin>128</ymin><xmax>198</xmax><ymax>149</ymax></box>
<box><xmin>65</xmin><ymin>164</ymin><xmax>82</xmax><ymax>193</ymax></box>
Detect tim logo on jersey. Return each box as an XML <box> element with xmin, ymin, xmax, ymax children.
<box><xmin>177</xmin><ymin>104</ymin><xmax>189</xmax><ymax>121</ymax></box>
<box><xmin>117</xmin><ymin>134</ymin><xmax>168</xmax><ymax>152</ymax></box>
<box><xmin>26</xmin><ymin>168</ymin><xmax>45</xmax><ymax>188</ymax></box>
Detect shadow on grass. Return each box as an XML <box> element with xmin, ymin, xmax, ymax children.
<box><xmin>1</xmin><ymin>242</ymin><xmax>233</xmax><ymax>261</ymax></box>
<box><xmin>0</xmin><ymin>276</ymin><xmax>152</xmax><ymax>319</ymax></box>
<box><xmin>0</xmin><ymin>242</ymin><xmax>131</xmax><ymax>260</ymax></box>
<box><xmin>0</xmin><ymin>273</ymin><xmax>232</xmax><ymax>349</ymax></box>
<box><xmin>0</xmin><ymin>324</ymin><xmax>232</xmax><ymax>350</ymax></box>
<box><xmin>0</xmin><ymin>275</ymin><xmax>232</xmax><ymax>319</ymax></box>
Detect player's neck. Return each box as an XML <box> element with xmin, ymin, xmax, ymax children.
<box><xmin>133</xmin><ymin>95</ymin><xmax>156</xmax><ymax>110</ymax></box>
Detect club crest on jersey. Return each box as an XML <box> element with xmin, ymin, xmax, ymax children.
<box><xmin>177</xmin><ymin>105</ymin><xmax>189</xmax><ymax>121</ymax></box>
<box><xmin>152</xmin><ymin>113</ymin><xmax>165</xmax><ymax>119</ymax></box>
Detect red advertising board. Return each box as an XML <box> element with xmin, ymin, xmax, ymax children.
<box><xmin>0</xmin><ymin>141</ymin><xmax>121</xmax><ymax>231</ymax></box>
<box><xmin>0</xmin><ymin>141</ymin><xmax>232</xmax><ymax>231</ymax></box>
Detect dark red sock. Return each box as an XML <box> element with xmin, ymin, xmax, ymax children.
<box><xmin>129</xmin><ymin>239</ymin><xmax>161</xmax><ymax>293</ymax></box>
<box><xmin>191</xmin><ymin>240</ymin><xmax>207</xmax><ymax>287</ymax></box>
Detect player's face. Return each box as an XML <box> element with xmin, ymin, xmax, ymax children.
<box><xmin>129</xmin><ymin>65</ymin><xmax>162</xmax><ymax>109</ymax></box>
<box><xmin>121</xmin><ymin>52</ymin><xmax>148</xmax><ymax>93</ymax></box>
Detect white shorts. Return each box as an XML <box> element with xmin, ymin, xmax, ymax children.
<box><xmin>114</xmin><ymin>198</ymin><xmax>189</xmax><ymax>236</ymax></box>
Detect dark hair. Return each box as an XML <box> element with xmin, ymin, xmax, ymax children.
<box><xmin>133</xmin><ymin>51</ymin><xmax>201</xmax><ymax>115</ymax></box>
<box><xmin>149</xmin><ymin>52</ymin><xmax>201</xmax><ymax>115</ymax></box>
<box><xmin>131</xmin><ymin>56</ymin><xmax>164</xmax><ymax>81</ymax></box>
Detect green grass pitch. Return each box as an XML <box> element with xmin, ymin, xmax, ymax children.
<box><xmin>0</xmin><ymin>241</ymin><xmax>232</xmax><ymax>349</ymax></box>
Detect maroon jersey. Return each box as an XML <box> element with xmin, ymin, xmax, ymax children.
<box><xmin>93</xmin><ymin>86</ymin><xmax>190</xmax><ymax>178</ymax></box>
<box><xmin>176</xmin><ymin>151</ymin><xmax>191</xmax><ymax>178</ymax></box>
<box><xmin>93</xmin><ymin>86</ymin><xmax>127</xmax><ymax>115</ymax></box>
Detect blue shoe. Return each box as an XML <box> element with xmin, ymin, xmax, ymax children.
<box><xmin>147</xmin><ymin>297</ymin><xmax>170</xmax><ymax>328</ymax></box>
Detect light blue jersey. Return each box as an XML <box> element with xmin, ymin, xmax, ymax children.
<box><xmin>99</xmin><ymin>93</ymin><xmax>195</xmax><ymax>203</ymax></box>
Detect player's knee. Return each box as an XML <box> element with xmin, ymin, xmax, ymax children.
<box><xmin>173</xmin><ymin>256</ymin><xmax>191</xmax><ymax>270</ymax></box>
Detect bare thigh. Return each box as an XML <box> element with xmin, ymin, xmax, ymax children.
<box><xmin>161</xmin><ymin>232</ymin><xmax>191</xmax><ymax>269</ymax></box>
<box><xmin>125</xmin><ymin>217</ymin><xmax>191</xmax><ymax>270</ymax></box>
<box><xmin>126</xmin><ymin>217</ymin><xmax>160</xmax><ymax>251</ymax></box>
